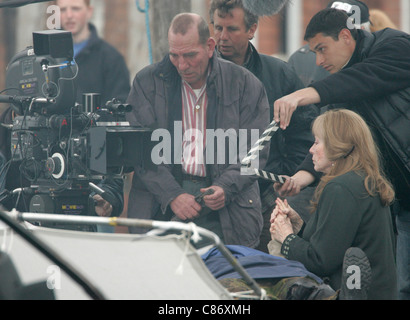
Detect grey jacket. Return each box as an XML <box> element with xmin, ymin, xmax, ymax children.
<box><xmin>126</xmin><ymin>52</ymin><xmax>270</xmax><ymax>247</ymax></box>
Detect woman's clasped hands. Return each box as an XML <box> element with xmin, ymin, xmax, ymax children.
<box><xmin>270</xmin><ymin>198</ymin><xmax>303</xmax><ymax>244</ymax></box>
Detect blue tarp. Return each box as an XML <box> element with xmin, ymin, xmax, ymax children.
<box><xmin>202</xmin><ymin>245</ymin><xmax>323</xmax><ymax>283</ymax></box>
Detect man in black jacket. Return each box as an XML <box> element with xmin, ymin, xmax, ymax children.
<box><xmin>57</xmin><ymin>0</ymin><xmax>130</xmax><ymax>104</ymax></box>
<box><xmin>209</xmin><ymin>0</ymin><xmax>319</xmax><ymax>252</ymax></box>
<box><xmin>274</xmin><ymin>8</ymin><xmax>410</xmax><ymax>300</ymax></box>
<box><xmin>288</xmin><ymin>0</ymin><xmax>371</xmax><ymax>87</ymax></box>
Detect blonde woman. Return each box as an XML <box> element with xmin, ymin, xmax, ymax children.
<box><xmin>270</xmin><ymin>109</ymin><xmax>397</xmax><ymax>300</ymax></box>
<box><xmin>369</xmin><ymin>9</ymin><xmax>398</xmax><ymax>32</ymax></box>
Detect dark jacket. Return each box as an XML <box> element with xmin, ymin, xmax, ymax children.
<box><xmin>126</xmin><ymin>52</ymin><xmax>270</xmax><ymax>247</ymax></box>
<box><xmin>287</xmin><ymin>171</ymin><xmax>397</xmax><ymax>300</ymax></box>
<box><xmin>303</xmin><ymin>28</ymin><xmax>410</xmax><ymax>210</ymax></box>
<box><xmin>74</xmin><ymin>23</ymin><xmax>131</xmax><ymax>104</ymax></box>
<box><xmin>240</xmin><ymin>44</ymin><xmax>318</xmax><ymax>192</ymax></box>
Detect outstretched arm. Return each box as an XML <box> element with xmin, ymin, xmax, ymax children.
<box><xmin>273</xmin><ymin>87</ymin><xmax>321</xmax><ymax>130</ymax></box>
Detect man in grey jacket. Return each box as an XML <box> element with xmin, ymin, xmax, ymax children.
<box><xmin>125</xmin><ymin>13</ymin><xmax>270</xmax><ymax>248</ymax></box>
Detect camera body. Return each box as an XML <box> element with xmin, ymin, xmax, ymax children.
<box><xmin>9</xmin><ymin>106</ymin><xmax>151</xmax><ymax>187</ymax></box>
<box><xmin>2</xmin><ymin>31</ymin><xmax>153</xmax><ymax>225</ymax></box>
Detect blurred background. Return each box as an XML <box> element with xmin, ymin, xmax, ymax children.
<box><xmin>0</xmin><ymin>0</ymin><xmax>408</xmax><ymax>94</ymax></box>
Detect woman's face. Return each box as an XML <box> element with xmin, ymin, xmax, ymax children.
<box><xmin>310</xmin><ymin>134</ymin><xmax>333</xmax><ymax>174</ymax></box>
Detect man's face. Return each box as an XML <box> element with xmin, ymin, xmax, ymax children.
<box><xmin>57</xmin><ymin>0</ymin><xmax>93</xmax><ymax>38</ymax></box>
<box><xmin>308</xmin><ymin>30</ymin><xmax>355</xmax><ymax>74</ymax></box>
<box><xmin>168</xmin><ymin>27</ymin><xmax>215</xmax><ymax>89</ymax></box>
<box><xmin>212</xmin><ymin>7</ymin><xmax>257</xmax><ymax>64</ymax></box>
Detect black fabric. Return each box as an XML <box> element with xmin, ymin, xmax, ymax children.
<box><xmin>287</xmin><ymin>171</ymin><xmax>397</xmax><ymax>299</ymax></box>
<box><xmin>309</xmin><ymin>28</ymin><xmax>410</xmax><ymax>210</ymax></box>
<box><xmin>74</xmin><ymin>23</ymin><xmax>130</xmax><ymax>104</ymax></box>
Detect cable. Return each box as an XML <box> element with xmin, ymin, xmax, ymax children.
<box><xmin>136</xmin><ymin>0</ymin><xmax>153</xmax><ymax>64</ymax></box>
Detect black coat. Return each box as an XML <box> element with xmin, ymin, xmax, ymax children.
<box><xmin>307</xmin><ymin>28</ymin><xmax>410</xmax><ymax>210</ymax></box>
<box><xmin>74</xmin><ymin>24</ymin><xmax>131</xmax><ymax>105</ymax></box>
<box><xmin>287</xmin><ymin>171</ymin><xmax>397</xmax><ymax>299</ymax></box>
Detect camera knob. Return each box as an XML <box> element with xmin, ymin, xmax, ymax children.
<box><xmin>46</xmin><ymin>153</ymin><xmax>65</xmax><ymax>179</ymax></box>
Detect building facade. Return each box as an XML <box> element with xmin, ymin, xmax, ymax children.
<box><xmin>0</xmin><ymin>0</ymin><xmax>408</xmax><ymax>105</ymax></box>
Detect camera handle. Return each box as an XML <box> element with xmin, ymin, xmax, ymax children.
<box><xmin>0</xmin><ymin>94</ymin><xmax>55</xmax><ymax>106</ymax></box>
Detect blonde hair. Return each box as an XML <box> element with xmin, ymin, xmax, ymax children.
<box><xmin>311</xmin><ymin>109</ymin><xmax>394</xmax><ymax>212</ymax></box>
<box><xmin>369</xmin><ymin>9</ymin><xmax>398</xmax><ymax>32</ymax></box>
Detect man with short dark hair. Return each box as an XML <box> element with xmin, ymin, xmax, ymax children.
<box><xmin>209</xmin><ymin>0</ymin><xmax>318</xmax><ymax>252</ymax></box>
<box><xmin>274</xmin><ymin>8</ymin><xmax>410</xmax><ymax>300</ymax></box>
<box><xmin>126</xmin><ymin>13</ymin><xmax>270</xmax><ymax>248</ymax></box>
<box><xmin>288</xmin><ymin>0</ymin><xmax>371</xmax><ymax>86</ymax></box>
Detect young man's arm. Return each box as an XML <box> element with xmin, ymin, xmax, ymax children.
<box><xmin>274</xmin><ymin>87</ymin><xmax>321</xmax><ymax>130</ymax></box>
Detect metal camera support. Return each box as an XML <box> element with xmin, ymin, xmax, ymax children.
<box><xmin>0</xmin><ymin>208</ymin><xmax>105</xmax><ymax>300</ymax></box>
<box><xmin>2</xmin><ymin>209</ymin><xmax>267</xmax><ymax>300</ymax></box>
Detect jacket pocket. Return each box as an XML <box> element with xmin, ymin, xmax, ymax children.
<box><xmin>225</xmin><ymin>185</ymin><xmax>263</xmax><ymax>247</ymax></box>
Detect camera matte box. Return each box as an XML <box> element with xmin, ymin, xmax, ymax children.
<box><xmin>33</xmin><ymin>30</ymin><xmax>74</xmax><ymax>59</ymax></box>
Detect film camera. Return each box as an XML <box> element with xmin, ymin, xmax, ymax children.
<box><xmin>1</xmin><ymin>30</ymin><xmax>153</xmax><ymax>229</ymax></box>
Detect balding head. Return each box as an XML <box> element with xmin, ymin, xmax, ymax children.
<box><xmin>169</xmin><ymin>13</ymin><xmax>210</xmax><ymax>46</ymax></box>
<box><xmin>167</xmin><ymin>13</ymin><xmax>215</xmax><ymax>89</ymax></box>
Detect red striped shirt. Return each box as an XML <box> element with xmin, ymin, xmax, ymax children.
<box><xmin>181</xmin><ymin>80</ymin><xmax>207</xmax><ymax>177</ymax></box>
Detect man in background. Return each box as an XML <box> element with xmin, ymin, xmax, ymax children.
<box><xmin>56</xmin><ymin>0</ymin><xmax>130</xmax><ymax>104</ymax></box>
<box><xmin>288</xmin><ymin>0</ymin><xmax>371</xmax><ymax>87</ymax></box>
<box><xmin>209</xmin><ymin>0</ymin><xmax>318</xmax><ymax>252</ymax></box>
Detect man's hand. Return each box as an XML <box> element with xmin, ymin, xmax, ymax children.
<box><xmin>274</xmin><ymin>95</ymin><xmax>299</xmax><ymax>130</ymax></box>
<box><xmin>274</xmin><ymin>171</ymin><xmax>315</xmax><ymax>197</ymax></box>
<box><xmin>170</xmin><ymin>193</ymin><xmax>202</xmax><ymax>221</ymax></box>
<box><xmin>273</xmin><ymin>175</ymin><xmax>299</xmax><ymax>198</ymax></box>
<box><xmin>201</xmin><ymin>186</ymin><xmax>225</xmax><ymax>211</ymax></box>
<box><xmin>93</xmin><ymin>194</ymin><xmax>113</xmax><ymax>217</ymax></box>
<box><xmin>274</xmin><ymin>87</ymin><xmax>321</xmax><ymax>130</ymax></box>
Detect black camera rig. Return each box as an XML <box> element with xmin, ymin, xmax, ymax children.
<box><xmin>0</xmin><ymin>30</ymin><xmax>153</xmax><ymax>229</ymax></box>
